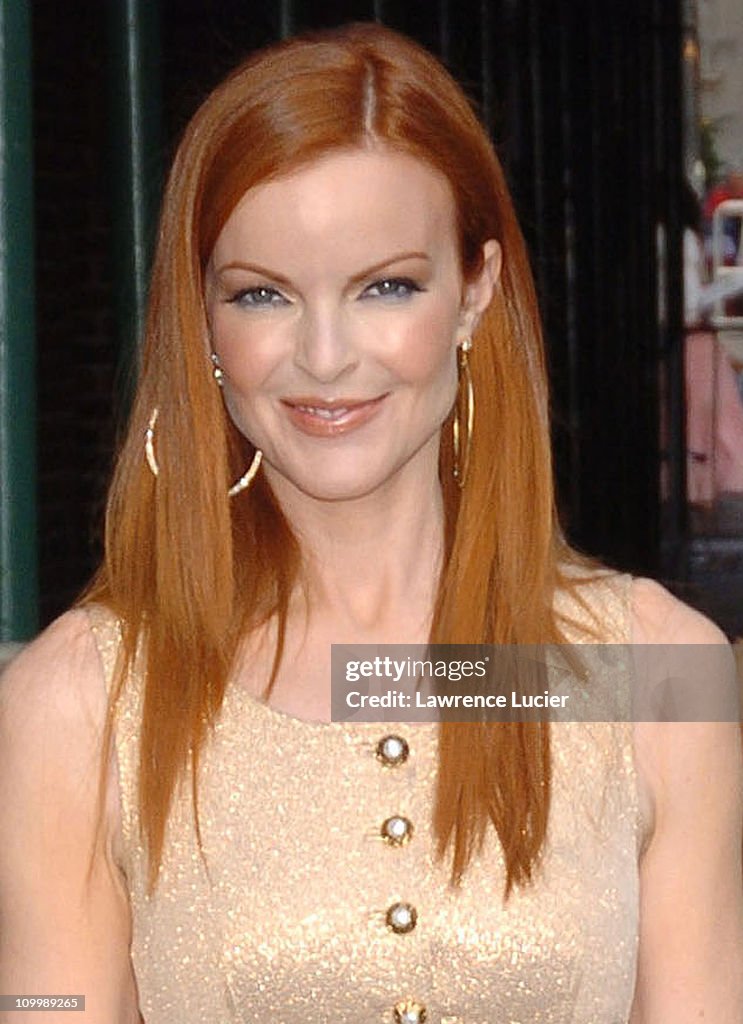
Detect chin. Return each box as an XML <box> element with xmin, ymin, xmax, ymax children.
<box><xmin>292</xmin><ymin>475</ymin><xmax>392</xmax><ymax>503</ymax></box>
<box><xmin>264</xmin><ymin>461</ymin><xmax>403</xmax><ymax>504</ymax></box>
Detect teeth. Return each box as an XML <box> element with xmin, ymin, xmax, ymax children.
<box><xmin>298</xmin><ymin>405</ymin><xmax>349</xmax><ymax>419</ymax></box>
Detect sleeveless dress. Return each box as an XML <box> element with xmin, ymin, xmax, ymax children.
<box><xmin>87</xmin><ymin>573</ymin><xmax>644</xmax><ymax>1024</ymax></box>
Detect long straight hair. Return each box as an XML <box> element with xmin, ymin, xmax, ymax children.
<box><xmin>86</xmin><ymin>22</ymin><xmax>599</xmax><ymax>897</ymax></box>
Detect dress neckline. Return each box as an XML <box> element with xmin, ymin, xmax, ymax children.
<box><xmin>221</xmin><ymin>679</ymin><xmax>439</xmax><ymax>733</ymax></box>
<box><xmin>222</xmin><ymin>681</ymin><xmax>337</xmax><ymax>728</ymax></box>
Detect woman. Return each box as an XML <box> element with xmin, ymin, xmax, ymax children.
<box><xmin>682</xmin><ymin>184</ymin><xmax>743</xmax><ymax>505</ymax></box>
<box><xmin>1</xmin><ymin>22</ymin><xmax>741</xmax><ymax>1024</ymax></box>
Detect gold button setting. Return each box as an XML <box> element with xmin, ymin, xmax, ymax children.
<box><xmin>381</xmin><ymin>815</ymin><xmax>413</xmax><ymax>845</ymax></box>
<box><xmin>376</xmin><ymin>734</ymin><xmax>409</xmax><ymax>766</ymax></box>
<box><xmin>386</xmin><ymin>901</ymin><xmax>417</xmax><ymax>934</ymax></box>
<box><xmin>393</xmin><ymin>998</ymin><xmax>427</xmax><ymax>1023</ymax></box>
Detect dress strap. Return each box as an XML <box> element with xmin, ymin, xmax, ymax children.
<box><xmin>83</xmin><ymin>602</ymin><xmax>124</xmax><ymax>698</ymax></box>
<box><xmin>555</xmin><ymin>568</ymin><xmax>633</xmax><ymax>643</ymax></box>
<box><xmin>82</xmin><ymin>602</ymin><xmax>140</xmax><ymax>853</ymax></box>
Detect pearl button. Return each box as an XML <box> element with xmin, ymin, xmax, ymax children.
<box><xmin>386</xmin><ymin>901</ymin><xmax>417</xmax><ymax>934</ymax></box>
<box><xmin>393</xmin><ymin>999</ymin><xmax>427</xmax><ymax>1023</ymax></box>
<box><xmin>381</xmin><ymin>815</ymin><xmax>413</xmax><ymax>845</ymax></box>
<box><xmin>376</xmin><ymin>734</ymin><xmax>409</xmax><ymax>766</ymax></box>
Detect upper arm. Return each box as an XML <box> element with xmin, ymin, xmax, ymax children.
<box><xmin>0</xmin><ymin>611</ymin><xmax>142</xmax><ymax>1023</ymax></box>
<box><xmin>630</xmin><ymin>579</ymin><xmax>743</xmax><ymax>1023</ymax></box>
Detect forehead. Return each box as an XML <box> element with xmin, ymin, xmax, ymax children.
<box><xmin>210</xmin><ymin>147</ymin><xmax>459</xmax><ymax>270</ymax></box>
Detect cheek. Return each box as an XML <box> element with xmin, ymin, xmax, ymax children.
<box><xmin>210</xmin><ymin>316</ymin><xmax>284</xmax><ymax>390</ymax></box>
<box><xmin>388</xmin><ymin>305</ymin><xmax>460</xmax><ymax>383</ymax></box>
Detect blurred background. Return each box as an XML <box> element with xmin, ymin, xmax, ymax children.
<box><xmin>2</xmin><ymin>0</ymin><xmax>743</xmax><ymax>650</ymax></box>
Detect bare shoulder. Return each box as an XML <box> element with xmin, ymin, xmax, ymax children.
<box><xmin>629</xmin><ymin>575</ymin><xmax>728</xmax><ymax>644</ymax></box>
<box><xmin>0</xmin><ymin>606</ymin><xmax>126</xmax><ymax>875</ymax></box>
<box><xmin>627</xmin><ymin>580</ymin><xmax>743</xmax><ymax>1019</ymax></box>
<box><xmin>629</xmin><ymin>576</ymin><xmax>740</xmax><ymax>837</ymax></box>
<box><xmin>0</xmin><ymin>607</ymin><xmax>106</xmax><ymax>721</ymax></box>
<box><xmin>0</xmin><ymin>609</ymin><xmax>116</xmax><ymax>795</ymax></box>
<box><xmin>630</xmin><ymin>577</ymin><xmax>740</xmax><ymax>790</ymax></box>
<box><xmin>0</xmin><ymin>611</ymin><xmax>139</xmax><ymax>1020</ymax></box>
<box><xmin>0</xmin><ymin>607</ymin><xmax>117</xmax><ymax>846</ymax></box>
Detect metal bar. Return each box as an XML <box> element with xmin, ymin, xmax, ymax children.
<box><xmin>106</xmin><ymin>0</ymin><xmax>162</xmax><ymax>419</ymax></box>
<box><xmin>0</xmin><ymin>0</ymin><xmax>38</xmax><ymax>641</ymax></box>
<box><xmin>280</xmin><ymin>0</ymin><xmax>293</xmax><ymax>39</ymax></box>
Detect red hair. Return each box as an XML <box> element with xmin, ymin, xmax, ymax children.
<box><xmin>85</xmin><ymin>22</ymin><xmax>599</xmax><ymax>897</ymax></box>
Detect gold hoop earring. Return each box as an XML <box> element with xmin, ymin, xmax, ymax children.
<box><xmin>145</xmin><ymin>407</ymin><xmax>263</xmax><ymax>497</ymax></box>
<box><xmin>452</xmin><ymin>339</ymin><xmax>474</xmax><ymax>489</ymax></box>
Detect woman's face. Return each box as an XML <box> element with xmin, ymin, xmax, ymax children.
<box><xmin>205</xmin><ymin>147</ymin><xmax>499</xmax><ymax>503</ymax></box>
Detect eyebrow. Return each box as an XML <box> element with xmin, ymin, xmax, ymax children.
<box><xmin>214</xmin><ymin>251</ymin><xmax>432</xmax><ymax>287</ymax></box>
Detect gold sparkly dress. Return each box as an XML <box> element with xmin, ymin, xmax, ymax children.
<box><xmin>88</xmin><ymin>573</ymin><xmax>643</xmax><ymax>1024</ymax></box>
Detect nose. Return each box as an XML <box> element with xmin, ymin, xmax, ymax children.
<box><xmin>292</xmin><ymin>307</ymin><xmax>359</xmax><ymax>383</ymax></box>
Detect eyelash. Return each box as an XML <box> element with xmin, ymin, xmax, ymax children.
<box><xmin>227</xmin><ymin>286</ymin><xmax>287</xmax><ymax>308</ymax></box>
<box><xmin>225</xmin><ymin>277</ymin><xmax>425</xmax><ymax>308</ymax></box>
<box><xmin>361</xmin><ymin>277</ymin><xmax>424</xmax><ymax>300</ymax></box>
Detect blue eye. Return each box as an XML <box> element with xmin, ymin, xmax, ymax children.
<box><xmin>228</xmin><ymin>286</ymin><xmax>288</xmax><ymax>307</ymax></box>
<box><xmin>363</xmin><ymin>277</ymin><xmax>423</xmax><ymax>300</ymax></box>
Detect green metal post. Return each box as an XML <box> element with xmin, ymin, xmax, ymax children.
<box><xmin>0</xmin><ymin>0</ymin><xmax>37</xmax><ymax>643</ymax></box>
<box><xmin>107</xmin><ymin>0</ymin><xmax>162</xmax><ymax>418</ymax></box>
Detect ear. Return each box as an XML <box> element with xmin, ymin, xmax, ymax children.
<box><xmin>457</xmin><ymin>239</ymin><xmax>502</xmax><ymax>343</ymax></box>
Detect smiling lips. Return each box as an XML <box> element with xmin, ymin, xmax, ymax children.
<box><xmin>281</xmin><ymin>395</ymin><xmax>388</xmax><ymax>437</ymax></box>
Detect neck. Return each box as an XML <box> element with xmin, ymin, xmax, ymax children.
<box><xmin>264</xmin><ymin>451</ymin><xmax>445</xmax><ymax>639</ymax></box>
